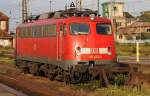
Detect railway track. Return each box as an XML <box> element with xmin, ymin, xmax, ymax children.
<box><xmin>0</xmin><ymin>74</ymin><xmax>71</xmax><ymax>96</ymax></box>
<box><xmin>0</xmin><ymin>63</ymin><xmax>85</xmax><ymax>96</ymax></box>
<box><xmin>0</xmin><ymin>74</ymin><xmax>47</xmax><ymax>96</ymax></box>
<box><xmin>118</xmin><ymin>56</ymin><xmax>150</xmax><ymax>73</ymax></box>
<box><xmin>117</xmin><ymin>57</ymin><xmax>150</xmax><ymax>89</ymax></box>
<box><xmin>0</xmin><ymin>83</ymin><xmax>28</xmax><ymax>96</ymax></box>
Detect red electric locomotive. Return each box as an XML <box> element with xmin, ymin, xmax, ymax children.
<box><xmin>16</xmin><ymin>9</ymin><xmax>117</xmax><ymax>83</ymax></box>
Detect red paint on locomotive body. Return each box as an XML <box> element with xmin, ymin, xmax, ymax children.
<box><xmin>16</xmin><ymin>16</ymin><xmax>116</xmax><ymax>69</ymax></box>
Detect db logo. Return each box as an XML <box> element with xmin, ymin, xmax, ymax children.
<box><xmin>91</xmin><ymin>48</ymin><xmax>99</xmax><ymax>54</ymax></box>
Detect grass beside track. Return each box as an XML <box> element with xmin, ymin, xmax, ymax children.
<box><xmin>0</xmin><ymin>47</ymin><xmax>14</xmax><ymax>52</ymax></box>
<box><xmin>0</xmin><ymin>47</ymin><xmax>14</xmax><ymax>65</ymax></box>
<box><xmin>73</xmin><ymin>83</ymin><xmax>150</xmax><ymax>96</ymax></box>
<box><xmin>0</xmin><ymin>57</ymin><xmax>15</xmax><ymax>65</ymax></box>
<box><xmin>98</xmin><ymin>87</ymin><xmax>150</xmax><ymax>96</ymax></box>
<box><xmin>116</xmin><ymin>43</ymin><xmax>150</xmax><ymax>56</ymax></box>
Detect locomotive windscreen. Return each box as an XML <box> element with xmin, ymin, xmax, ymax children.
<box><xmin>70</xmin><ymin>23</ymin><xmax>89</xmax><ymax>35</ymax></box>
<box><xmin>96</xmin><ymin>24</ymin><xmax>112</xmax><ymax>35</ymax></box>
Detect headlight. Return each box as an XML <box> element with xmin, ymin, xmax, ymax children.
<box><xmin>108</xmin><ymin>52</ymin><xmax>112</xmax><ymax>56</ymax></box>
<box><xmin>76</xmin><ymin>46</ymin><xmax>81</xmax><ymax>52</ymax></box>
<box><xmin>75</xmin><ymin>46</ymin><xmax>81</xmax><ymax>57</ymax></box>
<box><xmin>89</xmin><ymin>14</ymin><xmax>95</xmax><ymax>21</ymax></box>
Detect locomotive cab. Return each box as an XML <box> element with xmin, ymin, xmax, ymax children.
<box><xmin>64</xmin><ymin>17</ymin><xmax>117</xmax><ymax>67</ymax></box>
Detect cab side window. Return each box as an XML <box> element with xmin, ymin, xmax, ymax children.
<box><xmin>60</xmin><ymin>25</ymin><xmax>63</xmax><ymax>32</ymax></box>
<box><xmin>63</xmin><ymin>24</ymin><xmax>67</xmax><ymax>35</ymax></box>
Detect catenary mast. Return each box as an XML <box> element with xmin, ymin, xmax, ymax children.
<box><xmin>76</xmin><ymin>0</ymin><xmax>82</xmax><ymax>10</ymax></box>
<box><xmin>22</xmin><ymin>0</ymin><xmax>28</xmax><ymax>23</ymax></box>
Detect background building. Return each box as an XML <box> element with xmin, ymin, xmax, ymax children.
<box><xmin>118</xmin><ymin>22</ymin><xmax>150</xmax><ymax>41</ymax></box>
<box><xmin>102</xmin><ymin>2</ymin><xmax>136</xmax><ymax>41</ymax></box>
<box><xmin>102</xmin><ymin>2</ymin><xmax>125</xmax><ymax>19</ymax></box>
<box><xmin>138</xmin><ymin>11</ymin><xmax>150</xmax><ymax>22</ymax></box>
<box><xmin>0</xmin><ymin>11</ymin><xmax>13</xmax><ymax>47</ymax></box>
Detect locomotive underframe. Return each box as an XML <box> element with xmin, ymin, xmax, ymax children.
<box><xmin>16</xmin><ymin>56</ymin><xmax>131</xmax><ymax>86</ymax></box>
<box><xmin>16</xmin><ymin>56</ymin><xmax>117</xmax><ymax>70</ymax></box>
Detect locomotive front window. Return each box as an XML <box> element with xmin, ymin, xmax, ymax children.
<box><xmin>96</xmin><ymin>24</ymin><xmax>112</xmax><ymax>35</ymax></box>
<box><xmin>70</xmin><ymin>23</ymin><xmax>89</xmax><ymax>35</ymax></box>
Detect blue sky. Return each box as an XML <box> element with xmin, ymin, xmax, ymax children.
<box><xmin>0</xmin><ymin>0</ymin><xmax>150</xmax><ymax>31</ymax></box>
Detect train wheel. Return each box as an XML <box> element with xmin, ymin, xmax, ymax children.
<box><xmin>48</xmin><ymin>72</ymin><xmax>55</xmax><ymax>80</ymax></box>
<box><xmin>47</xmin><ymin>65</ymin><xmax>57</xmax><ymax>81</ymax></box>
<box><xmin>54</xmin><ymin>67</ymin><xmax>64</xmax><ymax>81</ymax></box>
<box><xmin>28</xmin><ymin>63</ymin><xmax>39</xmax><ymax>76</ymax></box>
<box><xmin>64</xmin><ymin>71</ymin><xmax>71</xmax><ymax>85</ymax></box>
<box><xmin>15</xmin><ymin>60</ymin><xmax>20</xmax><ymax>67</ymax></box>
<box><xmin>17</xmin><ymin>60</ymin><xmax>29</xmax><ymax>74</ymax></box>
<box><xmin>48</xmin><ymin>69</ymin><xmax>56</xmax><ymax>81</ymax></box>
<box><xmin>39</xmin><ymin>64</ymin><xmax>49</xmax><ymax>77</ymax></box>
<box><xmin>73</xmin><ymin>71</ymin><xmax>82</xmax><ymax>81</ymax></box>
<box><xmin>81</xmin><ymin>70</ymin><xmax>91</xmax><ymax>82</ymax></box>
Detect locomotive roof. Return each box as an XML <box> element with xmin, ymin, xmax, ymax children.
<box><xmin>17</xmin><ymin>16</ymin><xmax>111</xmax><ymax>28</ymax></box>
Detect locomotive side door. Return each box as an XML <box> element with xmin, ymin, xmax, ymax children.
<box><xmin>57</xmin><ymin>23</ymin><xmax>64</xmax><ymax>61</ymax></box>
